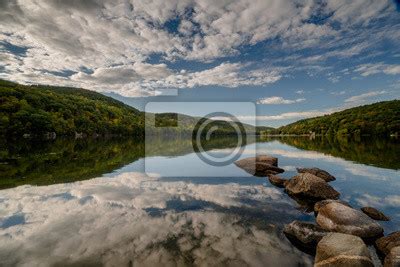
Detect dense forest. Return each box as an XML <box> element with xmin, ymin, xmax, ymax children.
<box><xmin>272</xmin><ymin>100</ymin><xmax>400</xmax><ymax>136</ymax></box>
<box><xmin>0</xmin><ymin>80</ymin><xmax>255</xmax><ymax>139</ymax></box>
<box><xmin>0</xmin><ymin>79</ymin><xmax>145</xmax><ymax>138</ymax></box>
<box><xmin>1</xmin><ymin>80</ymin><xmax>398</xmax><ymax>138</ymax></box>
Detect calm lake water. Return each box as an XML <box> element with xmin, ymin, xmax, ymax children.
<box><xmin>0</xmin><ymin>136</ymin><xmax>399</xmax><ymax>266</ymax></box>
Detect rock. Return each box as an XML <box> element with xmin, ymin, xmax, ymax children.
<box><xmin>315</xmin><ymin>233</ymin><xmax>374</xmax><ymax>267</ymax></box>
<box><xmin>361</xmin><ymin>207</ymin><xmax>390</xmax><ymax>221</ymax></box>
<box><xmin>384</xmin><ymin>246</ymin><xmax>400</xmax><ymax>267</ymax></box>
<box><xmin>376</xmin><ymin>232</ymin><xmax>400</xmax><ymax>255</ymax></box>
<box><xmin>316</xmin><ymin>201</ymin><xmax>384</xmax><ymax>239</ymax></box>
<box><xmin>268</xmin><ymin>175</ymin><xmax>288</xmax><ymax>188</ymax></box>
<box><xmin>283</xmin><ymin>221</ymin><xmax>328</xmax><ymax>251</ymax></box>
<box><xmin>284</xmin><ymin>173</ymin><xmax>340</xmax><ymax>201</ymax></box>
<box><xmin>255</xmin><ymin>155</ymin><xmax>278</xmax><ymax>166</ymax></box>
<box><xmin>234</xmin><ymin>156</ymin><xmax>284</xmax><ymax>176</ymax></box>
<box><xmin>314</xmin><ymin>200</ymin><xmax>352</xmax><ymax>213</ymax></box>
<box><xmin>297</xmin><ymin>167</ymin><xmax>336</xmax><ymax>182</ymax></box>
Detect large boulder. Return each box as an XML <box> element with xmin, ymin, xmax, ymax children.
<box><xmin>376</xmin><ymin>232</ymin><xmax>400</xmax><ymax>255</ymax></box>
<box><xmin>285</xmin><ymin>173</ymin><xmax>340</xmax><ymax>201</ymax></box>
<box><xmin>283</xmin><ymin>221</ymin><xmax>328</xmax><ymax>251</ymax></box>
<box><xmin>316</xmin><ymin>201</ymin><xmax>384</xmax><ymax>239</ymax></box>
<box><xmin>297</xmin><ymin>167</ymin><xmax>336</xmax><ymax>182</ymax></box>
<box><xmin>361</xmin><ymin>207</ymin><xmax>390</xmax><ymax>221</ymax></box>
<box><xmin>384</xmin><ymin>246</ymin><xmax>400</xmax><ymax>267</ymax></box>
<box><xmin>268</xmin><ymin>175</ymin><xmax>288</xmax><ymax>188</ymax></box>
<box><xmin>234</xmin><ymin>156</ymin><xmax>284</xmax><ymax>176</ymax></box>
<box><xmin>315</xmin><ymin>233</ymin><xmax>374</xmax><ymax>267</ymax></box>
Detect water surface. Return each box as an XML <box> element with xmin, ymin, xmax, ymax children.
<box><xmin>0</xmin><ymin>137</ymin><xmax>399</xmax><ymax>266</ymax></box>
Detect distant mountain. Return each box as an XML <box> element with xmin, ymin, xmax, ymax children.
<box><xmin>275</xmin><ymin>100</ymin><xmax>400</xmax><ymax>136</ymax></box>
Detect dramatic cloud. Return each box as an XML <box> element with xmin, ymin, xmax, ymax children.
<box><xmin>0</xmin><ymin>0</ymin><xmax>399</xmax><ymax>96</ymax></box>
<box><xmin>257</xmin><ymin>96</ymin><xmax>305</xmax><ymax>105</ymax></box>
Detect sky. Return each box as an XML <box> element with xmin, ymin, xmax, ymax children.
<box><xmin>0</xmin><ymin>0</ymin><xmax>400</xmax><ymax>127</ymax></box>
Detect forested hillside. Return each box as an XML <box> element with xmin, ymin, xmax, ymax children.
<box><xmin>276</xmin><ymin>100</ymin><xmax>400</xmax><ymax>136</ymax></box>
<box><xmin>0</xmin><ymin>80</ymin><xmax>256</xmax><ymax>138</ymax></box>
<box><xmin>0</xmin><ymin>80</ymin><xmax>145</xmax><ymax>138</ymax></box>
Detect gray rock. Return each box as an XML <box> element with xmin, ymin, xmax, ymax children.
<box><xmin>268</xmin><ymin>175</ymin><xmax>288</xmax><ymax>188</ymax></box>
<box><xmin>285</xmin><ymin>173</ymin><xmax>340</xmax><ymax>200</ymax></box>
<box><xmin>283</xmin><ymin>221</ymin><xmax>328</xmax><ymax>250</ymax></box>
<box><xmin>297</xmin><ymin>167</ymin><xmax>336</xmax><ymax>182</ymax></box>
<box><xmin>376</xmin><ymin>232</ymin><xmax>400</xmax><ymax>255</ymax></box>
<box><xmin>315</xmin><ymin>233</ymin><xmax>374</xmax><ymax>267</ymax></box>
<box><xmin>316</xmin><ymin>201</ymin><xmax>384</xmax><ymax>239</ymax></box>
<box><xmin>361</xmin><ymin>207</ymin><xmax>390</xmax><ymax>221</ymax></box>
<box><xmin>384</xmin><ymin>246</ymin><xmax>400</xmax><ymax>267</ymax></box>
<box><xmin>234</xmin><ymin>156</ymin><xmax>284</xmax><ymax>176</ymax></box>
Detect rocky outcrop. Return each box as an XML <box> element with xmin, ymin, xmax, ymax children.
<box><xmin>296</xmin><ymin>167</ymin><xmax>336</xmax><ymax>182</ymax></box>
<box><xmin>316</xmin><ymin>201</ymin><xmax>384</xmax><ymax>239</ymax></box>
<box><xmin>376</xmin><ymin>232</ymin><xmax>400</xmax><ymax>255</ymax></box>
<box><xmin>268</xmin><ymin>175</ymin><xmax>288</xmax><ymax>188</ymax></box>
<box><xmin>384</xmin><ymin>246</ymin><xmax>400</xmax><ymax>267</ymax></box>
<box><xmin>361</xmin><ymin>207</ymin><xmax>390</xmax><ymax>221</ymax></box>
<box><xmin>283</xmin><ymin>221</ymin><xmax>328</xmax><ymax>251</ymax></box>
<box><xmin>284</xmin><ymin>173</ymin><xmax>340</xmax><ymax>200</ymax></box>
<box><xmin>315</xmin><ymin>233</ymin><xmax>374</xmax><ymax>267</ymax></box>
<box><xmin>234</xmin><ymin>155</ymin><xmax>284</xmax><ymax>176</ymax></box>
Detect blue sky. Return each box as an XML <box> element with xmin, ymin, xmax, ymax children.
<box><xmin>0</xmin><ymin>0</ymin><xmax>400</xmax><ymax>127</ymax></box>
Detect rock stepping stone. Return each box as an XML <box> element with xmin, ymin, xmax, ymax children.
<box><xmin>384</xmin><ymin>246</ymin><xmax>400</xmax><ymax>267</ymax></box>
<box><xmin>285</xmin><ymin>173</ymin><xmax>340</xmax><ymax>201</ymax></box>
<box><xmin>316</xmin><ymin>201</ymin><xmax>384</xmax><ymax>239</ymax></box>
<box><xmin>283</xmin><ymin>220</ymin><xmax>328</xmax><ymax>251</ymax></box>
<box><xmin>361</xmin><ymin>207</ymin><xmax>390</xmax><ymax>221</ymax></box>
<box><xmin>315</xmin><ymin>233</ymin><xmax>374</xmax><ymax>267</ymax></box>
<box><xmin>376</xmin><ymin>232</ymin><xmax>400</xmax><ymax>256</ymax></box>
<box><xmin>268</xmin><ymin>175</ymin><xmax>288</xmax><ymax>188</ymax></box>
<box><xmin>234</xmin><ymin>155</ymin><xmax>284</xmax><ymax>176</ymax></box>
<box><xmin>297</xmin><ymin>167</ymin><xmax>336</xmax><ymax>182</ymax></box>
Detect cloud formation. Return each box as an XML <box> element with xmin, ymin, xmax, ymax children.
<box><xmin>0</xmin><ymin>0</ymin><xmax>399</xmax><ymax>96</ymax></box>
<box><xmin>355</xmin><ymin>63</ymin><xmax>400</xmax><ymax>77</ymax></box>
<box><xmin>257</xmin><ymin>96</ymin><xmax>305</xmax><ymax>105</ymax></box>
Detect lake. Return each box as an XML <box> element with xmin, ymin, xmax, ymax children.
<box><xmin>0</xmin><ymin>136</ymin><xmax>399</xmax><ymax>266</ymax></box>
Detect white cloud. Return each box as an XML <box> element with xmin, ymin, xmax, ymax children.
<box><xmin>355</xmin><ymin>63</ymin><xmax>400</xmax><ymax>77</ymax></box>
<box><xmin>0</xmin><ymin>0</ymin><xmax>399</xmax><ymax>96</ymax></box>
<box><xmin>239</xmin><ymin>110</ymin><xmax>328</xmax><ymax>121</ymax></box>
<box><xmin>295</xmin><ymin>90</ymin><xmax>304</xmax><ymax>94</ymax></box>
<box><xmin>256</xmin><ymin>96</ymin><xmax>305</xmax><ymax>105</ymax></box>
<box><xmin>344</xmin><ymin>90</ymin><xmax>387</xmax><ymax>103</ymax></box>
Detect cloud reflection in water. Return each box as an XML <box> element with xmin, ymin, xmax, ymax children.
<box><xmin>0</xmin><ymin>172</ymin><xmax>312</xmax><ymax>266</ymax></box>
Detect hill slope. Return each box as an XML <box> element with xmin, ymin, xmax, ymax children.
<box><xmin>0</xmin><ymin>80</ymin><xmax>259</xmax><ymax>138</ymax></box>
<box><xmin>276</xmin><ymin>100</ymin><xmax>400</xmax><ymax>136</ymax></box>
<box><xmin>0</xmin><ymin>80</ymin><xmax>145</xmax><ymax>137</ymax></box>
